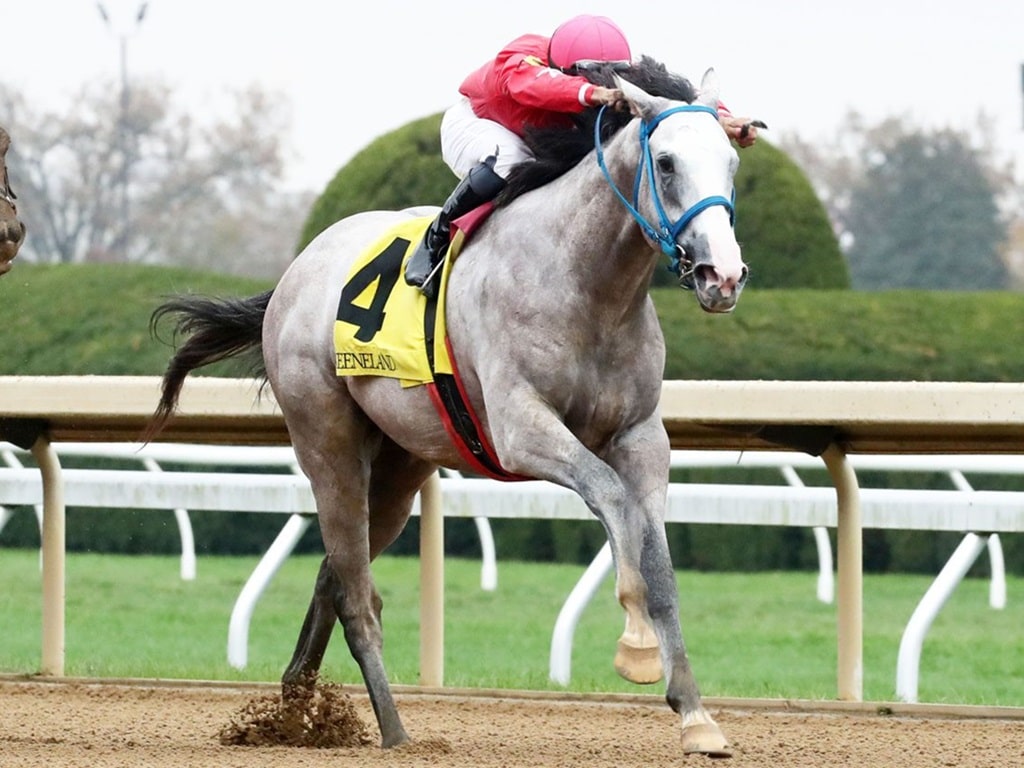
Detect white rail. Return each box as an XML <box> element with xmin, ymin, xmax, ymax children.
<box><xmin>0</xmin><ymin>442</ymin><xmax>499</xmax><ymax>670</ymax></box>
<box><xmin>2</xmin><ymin>442</ymin><xmax>1020</xmax><ymax>702</ymax></box>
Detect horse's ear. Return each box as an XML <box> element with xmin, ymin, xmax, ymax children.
<box><xmin>696</xmin><ymin>68</ymin><xmax>720</xmax><ymax>110</ymax></box>
<box><xmin>614</xmin><ymin>75</ymin><xmax>659</xmax><ymax>121</ymax></box>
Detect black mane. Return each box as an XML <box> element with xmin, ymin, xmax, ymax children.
<box><xmin>497</xmin><ymin>56</ymin><xmax>698</xmax><ymax>206</ymax></box>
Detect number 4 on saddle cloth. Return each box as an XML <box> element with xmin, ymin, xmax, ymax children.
<box><xmin>334</xmin><ymin>204</ymin><xmax>527</xmax><ymax>481</ymax></box>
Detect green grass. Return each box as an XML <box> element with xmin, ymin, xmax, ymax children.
<box><xmin>2</xmin><ymin>550</ymin><xmax>1022</xmax><ymax>705</ymax></box>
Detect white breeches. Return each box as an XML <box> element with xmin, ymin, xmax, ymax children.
<box><xmin>440</xmin><ymin>97</ymin><xmax>535</xmax><ymax>180</ymax></box>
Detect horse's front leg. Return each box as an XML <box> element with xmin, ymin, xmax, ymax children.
<box><xmin>604</xmin><ymin>417</ymin><xmax>731</xmax><ymax>757</ymax></box>
<box><xmin>493</xmin><ymin>408</ymin><xmax>730</xmax><ymax>757</ymax></box>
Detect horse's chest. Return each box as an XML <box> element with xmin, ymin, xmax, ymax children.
<box><xmin>567</xmin><ymin>396</ymin><xmax>631</xmax><ymax>444</ymax></box>
<box><xmin>524</xmin><ymin>327</ymin><xmax>663</xmax><ymax>443</ymax></box>
<box><xmin>562</xmin><ymin>371</ymin><xmax>658</xmax><ymax>447</ymax></box>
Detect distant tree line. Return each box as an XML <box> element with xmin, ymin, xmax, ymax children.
<box><xmin>780</xmin><ymin>113</ymin><xmax>1020</xmax><ymax>290</ymax></box>
<box><xmin>0</xmin><ymin>79</ymin><xmax>312</xmax><ymax>278</ymax></box>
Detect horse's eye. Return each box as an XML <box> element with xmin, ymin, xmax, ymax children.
<box><xmin>656</xmin><ymin>155</ymin><xmax>675</xmax><ymax>174</ymax></box>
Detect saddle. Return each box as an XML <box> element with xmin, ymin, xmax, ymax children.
<box><xmin>334</xmin><ymin>205</ymin><xmax>526</xmax><ymax>481</ymax></box>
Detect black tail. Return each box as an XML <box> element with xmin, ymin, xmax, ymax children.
<box><xmin>145</xmin><ymin>289</ymin><xmax>273</xmax><ymax>439</ymax></box>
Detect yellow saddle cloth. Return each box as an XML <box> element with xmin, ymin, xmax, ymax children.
<box><xmin>333</xmin><ymin>217</ymin><xmax>460</xmax><ymax>386</ymax></box>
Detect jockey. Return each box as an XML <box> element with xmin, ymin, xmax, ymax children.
<box><xmin>404</xmin><ymin>14</ymin><xmax>760</xmax><ymax>296</ymax></box>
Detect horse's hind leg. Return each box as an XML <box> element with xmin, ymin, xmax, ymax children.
<box><xmin>279</xmin><ymin>389</ymin><xmax>434</xmax><ymax>748</ymax></box>
<box><xmin>266</xmin><ymin>368</ymin><xmax>403</xmax><ymax>749</ymax></box>
<box><xmin>284</xmin><ymin>548</ymin><xmax>407</xmax><ymax>746</ymax></box>
<box><xmin>282</xmin><ymin>556</ymin><xmax>339</xmax><ymax>693</ymax></box>
<box><xmin>318</xmin><ymin>439</ymin><xmax>435</xmax><ymax>749</ymax></box>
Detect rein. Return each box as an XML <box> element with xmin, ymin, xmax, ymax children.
<box><xmin>594</xmin><ymin>103</ymin><xmax>734</xmax><ymax>285</ymax></box>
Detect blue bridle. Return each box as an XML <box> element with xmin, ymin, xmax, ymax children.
<box><xmin>594</xmin><ymin>103</ymin><xmax>735</xmax><ymax>279</ymax></box>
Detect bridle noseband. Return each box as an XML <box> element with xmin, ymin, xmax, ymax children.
<box><xmin>594</xmin><ymin>103</ymin><xmax>735</xmax><ymax>287</ymax></box>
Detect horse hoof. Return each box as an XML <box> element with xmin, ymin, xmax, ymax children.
<box><xmin>613</xmin><ymin>639</ymin><xmax>663</xmax><ymax>684</ymax></box>
<box><xmin>681</xmin><ymin>723</ymin><xmax>732</xmax><ymax>758</ymax></box>
<box><xmin>382</xmin><ymin>732</ymin><xmax>411</xmax><ymax>749</ymax></box>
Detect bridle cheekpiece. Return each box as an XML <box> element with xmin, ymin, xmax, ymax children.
<box><xmin>594</xmin><ymin>103</ymin><xmax>735</xmax><ymax>287</ymax></box>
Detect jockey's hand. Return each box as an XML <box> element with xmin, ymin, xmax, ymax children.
<box><xmin>590</xmin><ymin>86</ymin><xmax>627</xmax><ymax>111</ymax></box>
<box><xmin>720</xmin><ymin>116</ymin><xmax>766</xmax><ymax>148</ymax></box>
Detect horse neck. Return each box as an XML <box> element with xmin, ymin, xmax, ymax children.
<box><xmin>526</xmin><ymin>124</ymin><xmax>659</xmax><ymax>312</ymax></box>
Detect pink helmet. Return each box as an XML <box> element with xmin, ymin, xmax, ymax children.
<box><xmin>548</xmin><ymin>15</ymin><xmax>632</xmax><ymax>72</ymax></box>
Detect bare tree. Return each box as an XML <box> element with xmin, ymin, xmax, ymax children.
<box><xmin>0</xmin><ymin>80</ymin><xmax>311</xmax><ymax>277</ymax></box>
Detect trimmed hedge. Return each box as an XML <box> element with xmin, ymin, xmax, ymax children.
<box><xmin>733</xmin><ymin>142</ymin><xmax>848</xmax><ymax>289</ymax></box>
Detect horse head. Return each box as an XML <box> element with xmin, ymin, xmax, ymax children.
<box><xmin>614</xmin><ymin>69</ymin><xmax>747</xmax><ymax>313</ymax></box>
<box><xmin>0</xmin><ymin>127</ymin><xmax>26</xmax><ymax>277</ymax></box>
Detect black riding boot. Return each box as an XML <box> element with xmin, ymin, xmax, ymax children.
<box><xmin>404</xmin><ymin>156</ymin><xmax>506</xmax><ymax>298</ymax></box>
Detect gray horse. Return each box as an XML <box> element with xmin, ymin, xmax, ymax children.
<box><xmin>150</xmin><ymin>69</ymin><xmax>747</xmax><ymax>757</ymax></box>
<box><xmin>0</xmin><ymin>127</ymin><xmax>26</xmax><ymax>276</ymax></box>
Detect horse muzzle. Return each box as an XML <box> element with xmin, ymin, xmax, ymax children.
<box><xmin>692</xmin><ymin>260</ymin><xmax>747</xmax><ymax>313</ymax></box>
<box><xmin>678</xmin><ymin>237</ymin><xmax>747</xmax><ymax>313</ymax></box>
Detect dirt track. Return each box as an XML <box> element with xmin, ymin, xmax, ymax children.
<box><xmin>2</xmin><ymin>678</ymin><xmax>1023</xmax><ymax>767</ymax></box>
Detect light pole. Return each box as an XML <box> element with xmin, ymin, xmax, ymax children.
<box><xmin>96</xmin><ymin>2</ymin><xmax>149</xmax><ymax>261</ymax></box>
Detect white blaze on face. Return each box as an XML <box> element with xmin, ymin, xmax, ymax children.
<box><xmin>645</xmin><ymin>103</ymin><xmax>746</xmax><ymax>305</ymax></box>
<box><xmin>688</xmin><ymin>153</ymin><xmax>745</xmax><ymax>296</ymax></box>
<box><xmin>704</xmin><ymin>220</ymin><xmax>745</xmax><ymax>297</ymax></box>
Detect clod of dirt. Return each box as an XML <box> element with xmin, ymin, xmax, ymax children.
<box><xmin>218</xmin><ymin>678</ymin><xmax>373</xmax><ymax>748</ymax></box>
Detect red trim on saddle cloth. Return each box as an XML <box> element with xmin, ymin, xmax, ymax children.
<box><xmin>451</xmin><ymin>202</ymin><xmax>495</xmax><ymax>240</ymax></box>
<box><xmin>425</xmin><ymin>382</ymin><xmax>495</xmax><ymax>477</ymax></box>
<box><xmin>425</xmin><ymin>199</ymin><xmax>529</xmax><ymax>481</ymax></box>
<box><xmin>425</xmin><ymin>335</ymin><xmax>530</xmax><ymax>482</ymax></box>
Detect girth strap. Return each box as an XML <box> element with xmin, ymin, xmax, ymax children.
<box><xmin>422</xmin><ymin>285</ymin><xmax>528</xmax><ymax>481</ymax></box>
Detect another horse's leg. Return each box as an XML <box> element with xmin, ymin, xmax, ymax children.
<box><xmin>492</xmin><ymin>405</ymin><xmax>730</xmax><ymax>757</ymax></box>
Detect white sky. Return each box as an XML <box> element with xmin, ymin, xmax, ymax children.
<box><xmin>4</xmin><ymin>0</ymin><xmax>1024</xmax><ymax>192</ymax></box>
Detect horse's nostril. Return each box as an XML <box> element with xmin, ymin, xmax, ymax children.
<box><xmin>695</xmin><ymin>262</ymin><xmax>746</xmax><ymax>292</ymax></box>
<box><xmin>695</xmin><ymin>263</ymin><xmax>716</xmax><ymax>282</ymax></box>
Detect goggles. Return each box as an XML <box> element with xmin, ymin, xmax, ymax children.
<box><xmin>563</xmin><ymin>59</ymin><xmax>632</xmax><ymax>75</ymax></box>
